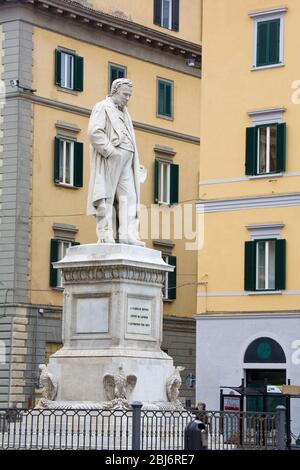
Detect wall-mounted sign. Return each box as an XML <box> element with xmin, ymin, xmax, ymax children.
<box><xmin>223</xmin><ymin>395</ymin><xmax>241</xmax><ymax>411</ymax></box>
<box><xmin>267</xmin><ymin>385</ymin><xmax>283</xmax><ymax>394</ymax></box>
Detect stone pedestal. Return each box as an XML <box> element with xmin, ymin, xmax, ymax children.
<box><xmin>44</xmin><ymin>244</ymin><xmax>182</xmax><ymax>409</ymax></box>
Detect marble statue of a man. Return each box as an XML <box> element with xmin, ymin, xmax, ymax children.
<box><xmin>87</xmin><ymin>78</ymin><xmax>145</xmax><ymax>245</ymax></box>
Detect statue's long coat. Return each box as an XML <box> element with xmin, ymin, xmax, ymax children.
<box><xmin>86</xmin><ymin>97</ymin><xmax>140</xmax><ymax>216</ymax></box>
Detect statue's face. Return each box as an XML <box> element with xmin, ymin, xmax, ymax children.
<box><xmin>113</xmin><ymin>85</ymin><xmax>132</xmax><ymax>108</ymax></box>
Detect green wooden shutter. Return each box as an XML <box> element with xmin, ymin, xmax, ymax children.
<box><xmin>244</xmin><ymin>241</ymin><xmax>256</xmax><ymax>291</ymax></box>
<box><xmin>172</xmin><ymin>0</ymin><xmax>180</xmax><ymax>31</ymax></box>
<box><xmin>158</xmin><ymin>80</ymin><xmax>172</xmax><ymax>117</ymax></box>
<box><xmin>154</xmin><ymin>0</ymin><xmax>162</xmax><ymax>26</ymax></box>
<box><xmin>110</xmin><ymin>67</ymin><xmax>118</xmax><ymax>85</ymax></box>
<box><xmin>154</xmin><ymin>160</ymin><xmax>159</xmax><ymax>203</ymax></box>
<box><xmin>54</xmin><ymin>137</ymin><xmax>61</xmax><ymax>184</ymax></box>
<box><xmin>269</xmin><ymin>19</ymin><xmax>280</xmax><ymax>64</ymax></box>
<box><xmin>245</xmin><ymin>127</ymin><xmax>257</xmax><ymax>175</ymax></box>
<box><xmin>165</xmin><ymin>82</ymin><xmax>172</xmax><ymax>117</ymax></box>
<box><xmin>275</xmin><ymin>239</ymin><xmax>286</xmax><ymax>290</ymax></box>
<box><xmin>74</xmin><ymin>55</ymin><xmax>84</xmax><ymax>91</ymax></box>
<box><xmin>158</xmin><ymin>80</ymin><xmax>165</xmax><ymax>115</ymax></box>
<box><xmin>276</xmin><ymin>123</ymin><xmax>286</xmax><ymax>172</ymax></box>
<box><xmin>168</xmin><ymin>255</ymin><xmax>177</xmax><ymax>300</ymax></box>
<box><xmin>50</xmin><ymin>239</ymin><xmax>59</xmax><ymax>287</ymax></box>
<box><xmin>55</xmin><ymin>49</ymin><xmax>62</xmax><ymax>86</ymax></box>
<box><xmin>257</xmin><ymin>21</ymin><xmax>269</xmax><ymax>66</ymax></box>
<box><xmin>74</xmin><ymin>142</ymin><xmax>83</xmax><ymax>188</ymax></box>
<box><xmin>170</xmin><ymin>163</ymin><xmax>179</xmax><ymax>204</ymax></box>
<box><xmin>110</xmin><ymin>65</ymin><xmax>125</xmax><ymax>89</ymax></box>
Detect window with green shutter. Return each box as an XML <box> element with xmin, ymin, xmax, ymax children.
<box><xmin>245</xmin><ymin>123</ymin><xmax>286</xmax><ymax>175</ymax></box>
<box><xmin>275</xmin><ymin>239</ymin><xmax>286</xmax><ymax>290</ymax></box>
<box><xmin>50</xmin><ymin>239</ymin><xmax>80</xmax><ymax>288</ymax></box>
<box><xmin>50</xmin><ymin>239</ymin><xmax>59</xmax><ymax>288</ymax></box>
<box><xmin>167</xmin><ymin>255</ymin><xmax>177</xmax><ymax>300</ymax></box>
<box><xmin>74</xmin><ymin>55</ymin><xmax>84</xmax><ymax>91</ymax></box>
<box><xmin>154</xmin><ymin>0</ymin><xmax>179</xmax><ymax>31</ymax></box>
<box><xmin>54</xmin><ymin>137</ymin><xmax>83</xmax><ymax>188</ymax></box>
<box><xmin>109</xmin><ymin>64</ymin><xmax>126</xmax><ymax>90</ymax></box>
<box><xmin>157</xmin><ymin>79</ymin><xmax>173</xmax><ymax>118</ymax></box>
<box><xmin>74</xmin><ymin>142</ymin><xmax>83</xmax><ymax>188</ymax></box>
<box><xmin>256</xmin><ymin>19</ymin><xmax>280</xmax><ymax>67</ymax></box>
<box><xmin>154</xmin><ymin>160</ymin><xmax>179</xmax><ymax>204</ymax></box>
<box><xmin>162</xmin><ymin>254</ymin><xmax>177</xmax><ymax>300</ymax></box>
<box><xmin>244</xmin><ymin>239</ymin><xmax>286</xmax><ymax>291</ymax></box>
<box><xmin>170</xmin><ymin>163</ymin><xmax>179</xmax><ymax>204</ymax></box>
<box><xmin>55</xmin><ymin>49</ymin><xmax>84</xmax><ymax>91</ymax></box>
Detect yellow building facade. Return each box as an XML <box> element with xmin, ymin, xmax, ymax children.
<box><xmin>0</xmin><ymin>0</ymin><xmax>201</xmax><ymax>407</ymax></box>
<box><xmin>196</xmin><ymin>0</ymin><xmax>300</xmax><ymax>430</ymax></box>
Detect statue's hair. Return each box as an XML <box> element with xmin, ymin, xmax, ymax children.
<box><xmin>109</xmin><ymin>78</ymin><xmax>133</xmax><ymax>96</ymax></box>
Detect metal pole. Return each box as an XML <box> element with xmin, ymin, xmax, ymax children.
<box><xmin>239</xmin><ymin>379</ymin><xmax>244</xmax><ymax>447</ymax></box>
<box><xmin>276</xmin><ymin>405</ymin><xmax>286</xmax><ymax>450</ymax></box>
<box><xmin>131</xmin><ymin>401</ymin><xmax>142</xmax><ymax>451</ymax></box>
<box><xmin>286</xmin><ymin>396</ymin><xmax>291</xmax><ymax>450</ymax></box>
<box><xmin>220</xmin><ymin>389</ymin><xmax>224</xmax><ymax>434</ymax></box>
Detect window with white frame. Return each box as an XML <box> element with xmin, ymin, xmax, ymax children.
<box><xmin>256</xmin><ymin>239</ymin><xmax>276</xmax><ymax>290</ymax></box>
<box><xmin>257</xmin><ymin>125</ymin><xmax>277</xmax><ymax>174</ymax></box>
<box><xmin>249</xmin><ymin>7</ymin><xmax>287</xmax><ymax>69</ymax></box>
<box><xmin>57</xmin><ymin>240</ymin><xmax>72</xmax><ymax>288</ymax></box>
<box><xmin>59</xmin><ymin>139</ymin><xmax>74</xmax><ymax>186</ymax></box>
<box><xmin>50</xmin><ymin>238</ymin><xmax>77</xmax><ymax>288</ymax></box>
<box><xmin>153</xmin><ymin>0</ymin><xmax>179</xmax><ymax>32</ymax></box>
<box><xmin>60</xmin><ymin>52</ymin><xmax>74</xmax><ymax>89</ymax></box>
<box><xmin>245</xmin><ymin>111</ymin><xmax>286</xmax><ymax>176</ymax></box>
<box><xmin>55</xmin><ymin>49</ymin><xmax>84</xmax><ymax>92</ymax></box>
<box><xmin>158</xmin><ymin>161</ymin><xmax>170</xmax><ymax>204</ymax></box>
<box><xmin>244</xmin><ymin>224</ymin><xmax>286</xmax><ymax>292</ymax></box>
<box><xmin>154</xmin><ymin>160</ymin><xmax>179</xmax><ymax>205</ymax></box>
<box><xmin>54</xmin><ymin>137</ymin><xmax>83</xmax><ymax>188</ymax></box>
<box><xmin>162</xmin><ymin>0</ymin><xmax>172</xmax><ymax>29</ymax></box>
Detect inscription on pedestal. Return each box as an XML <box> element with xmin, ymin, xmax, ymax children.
<box><xmin>127</xmin><ymin>298</ymin><xmax>152</xmax><ymax>335</ymax></box>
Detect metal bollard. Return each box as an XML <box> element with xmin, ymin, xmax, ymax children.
<box><xmin>184</xmin><ymin>417</ymin><xmax>208</xmax><ymax>450</ymax></box>
<box><xmin>132</xmin><ymin>401</ymin><xmax>143</xmax><ymax>451</ymax></box>
<box><xmin>0</xmin><ymin>413</ymin><xmax>7</xmax><ymax>433</ymax></box>
<box><xmin>276</xmin><ymin>405</ymin><xmax>287</xmax><ymax>450</ymax></box>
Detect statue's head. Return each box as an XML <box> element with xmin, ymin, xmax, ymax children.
<box><xmin>109</xmin><ymin>78</ymin><xmax>133</xmax><ymax>109</ymax></box>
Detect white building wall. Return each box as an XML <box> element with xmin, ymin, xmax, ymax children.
<box><xmin>196</xmin><ymin>313</ymin><xmax>300</xmax><ymax>439</ymax></box>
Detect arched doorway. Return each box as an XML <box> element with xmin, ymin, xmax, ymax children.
<box><xmin>244</xmin><ymin>337</ymin><xmax>286</xmax><ymax>412</ymax></box>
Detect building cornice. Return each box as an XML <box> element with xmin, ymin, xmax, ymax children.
<box><xmin>6</xmin><ymin>91</ymin><xmax>200</xmax><ymax>144</ymax></box>
<box><xmin>248</xmin><ymin>6</ymin><xmax>288</xmax><ymax>18</ymax></box>
<box><xmin>163</xmin><ymin>315</ymin><xmax>196</xmax><ymax>333</ymax></box>
<box><xmin>247</xmin><ymin>107</ymin><xmax>286</xmax><ymax>117</ymax></box>
<box><xmin>196</xmin><ymin>311</ymin><xmax>300</xmax><ymax>320</ymax></box>
<box><xmin>197</xmin><ymin>193</ymin><xmax>300</xmax><ymax>213</ymax></box>
<box><xmin>2</xmin><ymin>0</ymin><xmax>201</xmax><ymax>63</ymax></box>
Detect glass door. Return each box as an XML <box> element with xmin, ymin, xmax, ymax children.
<box><xmin>246</xmin><ymin>369</ymin><xmax>286</xmax><ymax>412</ymax></box>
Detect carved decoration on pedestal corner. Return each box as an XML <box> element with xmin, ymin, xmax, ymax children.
<box><xmin>166</xmin><ymin>366</ymin><xmax>185</xmax><ymax>404</ymax></box>
<box><xmin>36</xmin><ymin>364</ymin><xmax>58</xmax><ymax>408</ymax></box>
